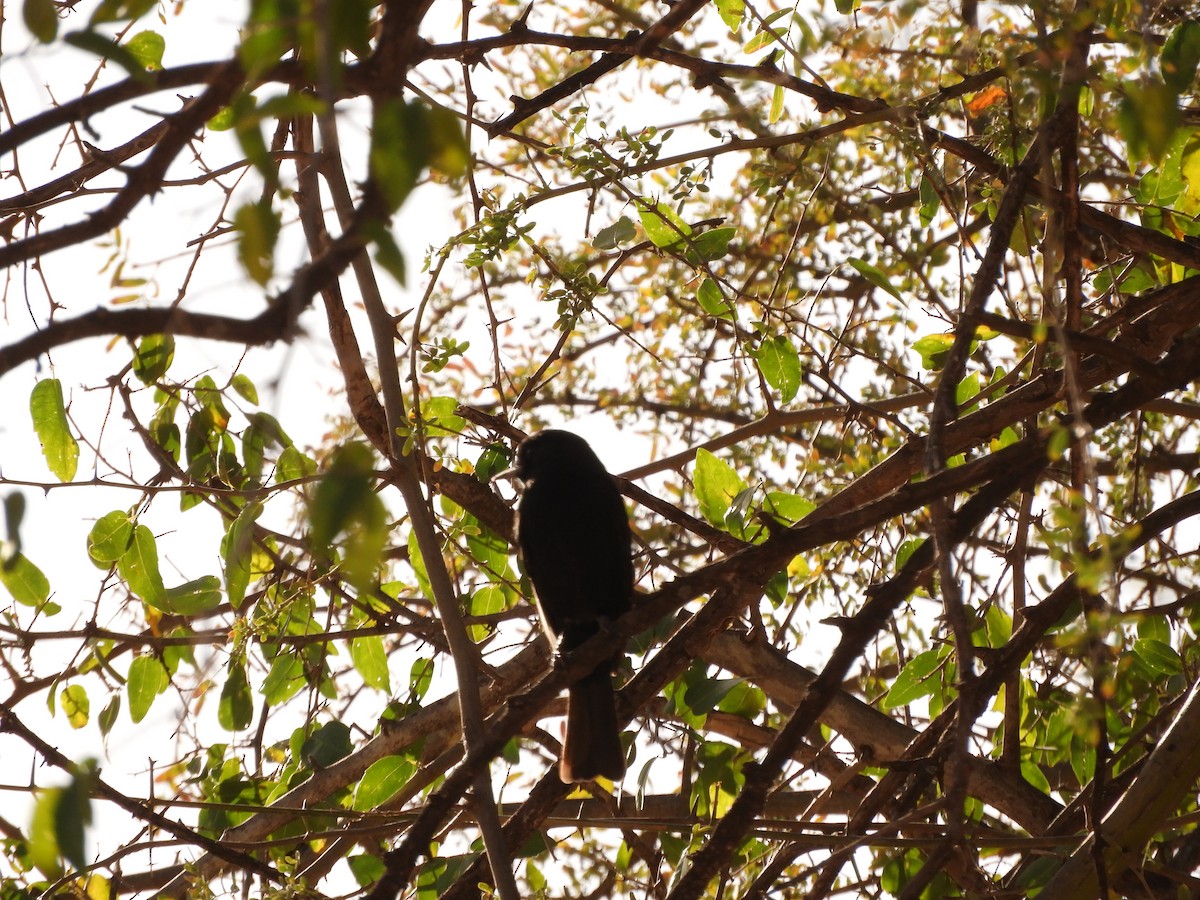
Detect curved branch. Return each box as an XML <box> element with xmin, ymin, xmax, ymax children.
<box><xmin>0</xmin><ymin>303</ymin><xmax>290</xmax><ymax>375</ymax></box>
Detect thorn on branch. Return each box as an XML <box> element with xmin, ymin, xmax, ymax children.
<box><xmin>507</xmin><ymin>95</ymin><xmax>536</xmax><ymax>114</ymax></box>
<box><xmin>513</xmin><ymin>2</ymin><xmax>534</xmax><ymax>33</ymax></box>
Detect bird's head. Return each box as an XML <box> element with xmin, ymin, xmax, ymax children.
<box><xmin>506</xmin><ymin>430</ymin><xmax>608</xmax><ymax>482</ymax></box>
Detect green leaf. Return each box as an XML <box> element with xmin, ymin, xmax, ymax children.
<box><xmin>686</xmin><ymin>226</ymin><xmax>737</xmax><ymax>263</ymax></box>
<box><xmin>353</xmin><ymin>755</ymin><xmax>415</xmax><ymax>811</ymax></box>
<box><xmin>593</xmin><ymin>215</ymin><xmax>636</xmax><ymax>250</ymax></box>
<box><xmin>685</xmin><ymin>676</ymin><xmax>745</xmax><ymax>715</ymax></box>
<box><xmin>956</xmin><ymin>371</ymin><xmax>981</xmax><ymax>407</ymax></box>
<box><xmin>466</xmin><ymin>585</ymin><xmax>506</xmax><ymax>641</ymax></box>
<box><xmin>1180</xmin><ymin>132</ymin><xmax>1200</xmax><ymax>203</ymax></box>
<box><xmin>406</xmin><ymin>528</ymin><xmax>433</xmax><ymax>601</ymax></box>
<box><xmin>234</xmin><ymin>199</ymin><xmax>281</xmax><ymax>286</ymax></box>
<box><xmin>90</xmin><ymin>0</ymin><xmax>156</xmax><ymax>24</ymax></box>
<box><xmin>665</xmin><ymin>663</ymin><xmax>709</xmax><ymax>727</ymax></box>
<box><xmin>328</xmin><ymin>0</ymin><xmax>375</xmax><ymax>58</ymax></box>
<box><xmin>219</xmin><ymin>659</ymin><xmax>254</xmax><ymax>731</ymax></box>
<box><xmin>30</xmin><ymin>379</ymin><xmax>80</xmax><ymax>482</ymax></box>
<box><xmin>714</xmin><ymin>0</ymin><xmax>744</xmax><ymax>31</ymax></box>
<box><xmin>744</xmin><ymin>10</ymin><xmax>788</xmax><ymax>54</ymax></box>
<box><xmin>131</xmin><ymin>334</ymin><xmax>175</xmax><ymax>384</ymax></box>
<box><xmin>753</xmin><ymin>335</ymin><xmax>802</xmax><ymax>402</ymax></box>
<box><xmin>368</xmin><ymin>220</ymin><xmax>408</xmax><ymax>285</ymax></box>
<box><xmin>196</xmin><ymin>390</ymin><xmax>235</xmax><ymax>437</ymax></box>
<box><xmin>470</xmin><ymin>585</ymin><xmax>506</xmax><ymax>618</ymax></box>
<box><xmin>637</xmin><ymin>199</ymin><xmax>692</xmax><ymax>248</ymax></box>
<box><xmin>1</xmin><ymin>553</ymin><xmax>50</xmax><ymax>606</ymax></box>
<box><xmin>87</xmin><ymin>511</ymin><xmax>134</xmax><ymax>565</ymax></box>
<box><xmin>350</xmin><ymin>635</ymin><xmax>391</xmax><ymax>692</ymax></box>
<box><xmin>1163</xmin><ymin>21</ymin><xmax>1200</xmax><ymax>93</ymax></box>
<box><xmin>150</xmin><ymin>401</ymin><xmax>181</xmax><ymax>464</ymax></box>
<box><xmin>985</xmin><ymin>603</ymin><xmax>1012</xmax><ymax>648</ymax></box>
<box><xmin>371</xmin><ymin>99</ymin><xmax>430</xmax><ymax>212</ymax></box>
<box><xmin>162</xmin><ymin>627</ymin><xmax>195</xmax><ymax>675</ymax></box>
<box><xmin>426</xmin><ymin>101</ymin><xmax>470</xmax><ymax>179</ymax></box>
<box><xmin>763</xmin><ymin>491</ymin><xmax>814</xmax><ymax>524</ymax></box>
<box><xmin>1133</xmin><ymin>638</ymin><xmax>1183</xmax><ymax>676</ymax></box>
<box><xmin>231</xmin><ymin>373</ymin><xmax>259</xmax><ymax>405</ymax></box>
<box><xmin>261</xmin><ymin>654</ymin><xmax>305</xmax><ymax>705</ymax></box>
<box><xmin>30</xmin><ymin>764</ymin><xmax>96</xmax><ymax>880</ymax></box>
<box><xmin>409</xmin><ymin>657</ymin><xmax>434</xmax><ymax>701</ymax></box>
<box><xmin>1139</xmin><ymin>615</ymin><xmax>1171</xmax><ymax>644</ymax></box>
<box><xmin>895</xmin><ymin>538</ymin><xmax>924</xmax><ymax>571</ymax></box>
<box><xmin>98</xmin><ymin>694</ymin><xmax>120</xmax><ymax>736</ymax></box>
<box><xmin>159</xmin><ymin>576</ymin><xmax>223</xmax><ymax>616</ymax></box>
<box><xmin>127</xmin><ymin>654</ymin><xmax>169</xmax><ymax>723</ymax></box>
<box><xmin>349</xmin><ymin>854</ymin><xmax>387</xmax><ymax>888</ymax></box>
<box><xmin>60</xmin><ymin>685</ymin><xmax>90</xmax><ymax>729</ymax></box>
<box><xmin>310</xmin><ymin>443</ymin><xmax>375</xmax><ymax>544</ymax></box>
<box><xmin>117</xmin><ymin>524</ymin><xmax>165</xmax><ymax>605</ymax></box>
<box><xmin>769</xmin><ymin>84</ymin><xmax>785</xmax><ymax>124</ymax></box>
<box><xmin>473</xmin><ymin>444</ymin><xmax>511</xmax><ymax>483</ymax></box>
<box><xmin>1020</xmin><ymin>759</ymin><xmax>1052</xmax><ymax>795</ymax></box>
<box><xmin>717</xmin><ymin>680</ymin><xmax>766</xmax><ymax>718</ymax></box>
<box><xmin>1120</xmin><ymin>79</ymin><xmax>1181</xmax><ymax>163</ymax></box>
<box><xmin>240</xmin><ymin>3</ymin><xmax>290</xmax><ymax>76</ymax></box>
<box><xmin>883</xmin><ymin>648</ymin><xmax>944</xmax><ymax>707</ymax></box>
<box><xmin>223</xmin><ymin>501</ymin><xmax>263</xmax><ymax>609</ymax></box>
<box><xmin>847</xmin><ymin>257</ymin><xmax>903</xmax><ymax>300</ymax></box>
<box><xmin>309</xmin><ymin>442</ymin><xmax>387</xmax><ymax>590</ymax></box>
<box><xmin>420</xmin><ymin>396</ymin><xmax>465</xmax><ymax>437</ymax></box>
<box><xmin>697</xmin><ymin>278</ymin><xmax>734</xmax><ymax>319</ymax></box>
<box><xmin>64</xmin><ymin>30</ymin><xmax>155</xmax><ymax>83</ymax></box>
<box><xmin>228</xmin><ymin>93</ymin><xmax>273</xmax><ymax>186</ymax></box>
<box><xmin>918</xmin><ymin>173</ymin><xmax>940</xmax><ymax>227</ymax></box>
<box><xmin>23</xmin><ymin>0</ymin><xmax>59</xmax><ymax>42</ymax></box>
<box><xmin>124</xmin><ymin>29</ymin><xmax>164</xmax><ymax>70</ymax></box>
<box><xmin>990</xmin><ymin>426</ymin><xmax>1020</xmax><ymax>451</ymax></box>
<box><xmin>912</xmin><ymin>333</ymin><xmax>954</xmax><ymax>370</ymax></box>
<box><xmin>208</xmin><ymin>105</ymin><xmax>236</xmax><ymax>131</ymax></box>
<box><xmin>29</xmin><ymin>788</ymin><xmax>65</xmax><ymax>878</ymax></box>
<box><xmin>693</xmin><ymin>449</ymin><xmax>747</xmax><ymax>526</ymax></box>
<box><xmin>277</xmin><ymin>445</ymin><xmax>318</xmax><ymax>482</ymax></box>
<box><xmin>301</xmin><ymin>721</ymin><xmax>353</xmax><ymax>768</ymax></box>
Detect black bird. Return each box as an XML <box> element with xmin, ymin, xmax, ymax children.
<box><xmin>510</xmin><ymin>430</ymin><xmax>634</xmax><ymax>783</ymax></box>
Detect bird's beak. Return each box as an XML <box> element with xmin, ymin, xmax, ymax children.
<box><xmin>492</xmin><ymin>466</ymin><xmax>521</xmax><ymax>484</ymax></box>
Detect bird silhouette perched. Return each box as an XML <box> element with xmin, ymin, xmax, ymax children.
<box><xmin>509</xmin><ymin>430</ymin><xmax>634</xmax><ymax>783</ymax></box>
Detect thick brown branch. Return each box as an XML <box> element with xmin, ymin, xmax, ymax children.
<box><xmin>0</xmin><ymin>303</ymin><xmax>290</xmax><ymax>376</ymax></box>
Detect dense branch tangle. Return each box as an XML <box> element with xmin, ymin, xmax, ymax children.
<box><xmin>3</xmin><ymin>2</ymin><xmax>1200</xmax><ymax>899</ymax></box>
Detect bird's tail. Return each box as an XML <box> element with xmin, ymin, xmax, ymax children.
<box><xmin>561</xmin><ymin>669</ymin><xmax>625</xmax><ymax>783</ymax></box>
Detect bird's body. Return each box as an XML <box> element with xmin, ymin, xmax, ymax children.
<box><xmin>511</xmin><ymin>430</ymin><xmax>634</xmax><ymax>783</ymax></box>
